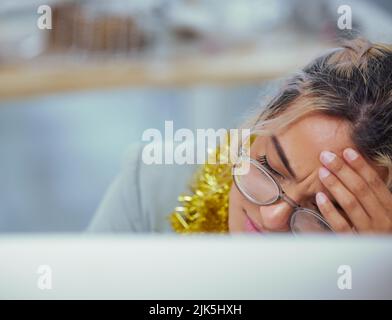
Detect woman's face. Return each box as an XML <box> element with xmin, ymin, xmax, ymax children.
<box><xmin>228</xmin><ymin>112</ymin><xmax>386</xmax><ymax>233</ymax></box>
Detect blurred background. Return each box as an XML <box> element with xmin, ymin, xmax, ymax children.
<box><xmin>0</xmin><ymin>0</ymin><xmax>391</xmax><ymax>232</ymax></box>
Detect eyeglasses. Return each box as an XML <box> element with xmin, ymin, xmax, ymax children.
<box><xmin>232</xmin><ymin>151</ymin><xmax>334</xmax><ymax>234</ymax></box>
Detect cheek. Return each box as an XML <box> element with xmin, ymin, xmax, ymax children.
<box><xmin>228</xmin><ymin>184</ymin><xmax>246</xmax><ymax>232</ymax></box>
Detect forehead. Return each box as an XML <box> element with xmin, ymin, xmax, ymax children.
<box><xmin>253</xmin><ymin>113</ymin><xmax>353</xmax><ymax>177</ymax></box>
<box><xmin>278</xmin><ymin>112</ymin><xmax>353</xmax><ymax>156</ymax></box>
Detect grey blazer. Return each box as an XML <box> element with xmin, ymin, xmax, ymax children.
<box><xmin>87</xmin><ymin>144</ymin><xmax>198</xmax><ymax>233</ymax></box>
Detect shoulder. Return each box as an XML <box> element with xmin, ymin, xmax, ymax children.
<box><xmin>87</xmin><ymin>143</ymin><xmax>198</xmax><ymax>233</ymax></box>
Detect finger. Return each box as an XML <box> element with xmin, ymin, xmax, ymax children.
<box><xmin>343</xmin><ymin>148</ymin><xmax>392</xmax><ymax>215</ymax></box>
<box><xmin>320</xmin><ymin>150</ymin><xmax>387</xmax><ymax>221</ymax></box>
<box><xmin>318</xmin><ymin>167</ymin><xmax>371</xmax><ymax>231</ymax></box>
<box><xmin>315</xmin><ymin>192</ymin><xmax>353</xmax><ymax>233</ymax></box>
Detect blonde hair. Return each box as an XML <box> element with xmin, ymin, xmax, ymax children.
<box><xmin>242</xmin><ymin>38</ymin><xmax>392</xmax><ymax>189</ymax></box>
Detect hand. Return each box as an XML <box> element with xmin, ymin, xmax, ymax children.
<box><xmin>315</xmin><ymin>148</ymin><xmax>392</xmax><ymax>234</ymax></box>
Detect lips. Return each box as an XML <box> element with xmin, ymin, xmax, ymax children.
<box><xmin>243</xmin><ymin>209</ymin><xmax>263</xmax><ymax>233</ymax></box>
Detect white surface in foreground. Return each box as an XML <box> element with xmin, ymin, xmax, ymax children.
<box><xmin>0</xmin><ymin>234</ymin><xmax>391</xmax><ymax>299</ymax></box>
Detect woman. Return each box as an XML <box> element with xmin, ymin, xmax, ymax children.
<box><xmin>89</xmin><ymin>38</ymin><xmax>392</xmax><ymax>234</ymax></box>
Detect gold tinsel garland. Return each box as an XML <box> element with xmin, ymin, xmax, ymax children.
<box><xmin>168</xmin><ymin>140</ymin><xmax>233</xmax><ymax>233</ymax></box>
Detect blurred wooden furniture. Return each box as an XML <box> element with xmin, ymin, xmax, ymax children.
<box><xmin>0</xmin><ymin>42</ymin><xmax>329</xmax><ymax>100</ymax></box>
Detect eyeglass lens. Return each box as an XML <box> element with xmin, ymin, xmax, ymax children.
<box><xmin>234</xmin><ymin>159</ymin><xmax>332</xmax><ymax>233</ymax></box>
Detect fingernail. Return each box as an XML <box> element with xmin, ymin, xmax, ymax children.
<box><xmin>316</xmin><ymin>192</ymin><xmax>328</xmax><ymax>205</ymax></box>
<box><xmin>343</xmin><ymin>148</ymin><xmax>358</xmax><ymax>161</ymax></box>
<box><xmin>320</xmin><ymin>151</ymin><xmax>336</xmax><ymax>165</ymax></box>
<box><xmin>319</xmin><ymin>167</ymin><xmax>330</xmax><ymax>179</ymax></box>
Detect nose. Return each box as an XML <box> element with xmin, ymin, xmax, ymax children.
<box><xmin>259</xmin><ymin>200</ymin><xmax>294</xmax><ymax>231</ymax></box>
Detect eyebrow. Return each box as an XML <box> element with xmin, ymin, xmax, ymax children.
<box><xmin>271</xmin><ymin>135</ymin><xmax>297</xmax><ymax>179</ymax></box>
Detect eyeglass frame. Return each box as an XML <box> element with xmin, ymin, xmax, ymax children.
<box><xmin>231</xmin><ymin>133</ymin><xmax>334</xmax><ymax>233</ymax></box>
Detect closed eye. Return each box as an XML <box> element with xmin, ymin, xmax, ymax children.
<box><xmin>256</xmin><ymin>155</ymin><xmax>285</xmax><ymax>180</ymax></box>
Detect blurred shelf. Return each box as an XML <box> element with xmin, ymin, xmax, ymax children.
<box><xmin>0</xmin><ymin>43</ymin><xmax>329</xmax><ymax>100</ymax></box>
